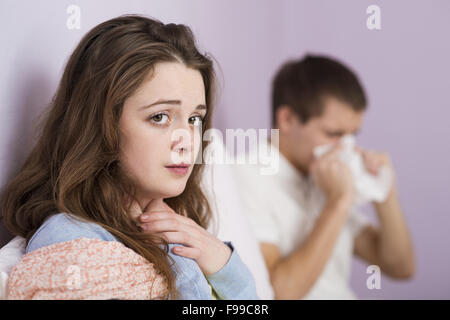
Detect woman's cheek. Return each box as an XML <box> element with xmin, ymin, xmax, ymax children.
<box><xmin>193</xmin><ymin>129</ymin><xmax>204</xmax><ymax>162</ymax></box>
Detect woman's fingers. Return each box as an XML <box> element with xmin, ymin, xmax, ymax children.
<box><xmin>139</xmin><ymin>217</ymin><xmax>205</xmax><ymax>242</ymax></box>
<box><xmin>139</xmin><ymin>211</ymin><xmax>203</xmax><ymax>231</ymax></box>
<box><xmin>171</xmin><ymin>246</ymin><xmax>202</xmax><ymax>260</ymax></box>
<box><xmin>134</xmin><ymin>204</ymin><xmax>232</xmax><ymax>274</ymax></box>
<box><xmin>150</xmin><ymin>231</ymin><xmax>203</xmax><ymax>260</ymax></box>
<box><xmin>140</xmin><ymin>218</ymin><xmax>180</xmax><ymax>232</ymax></box>
<box><xmin>139</xmin><ymin>211</ymin><xmax>171</xmax><ymax>223</ymax></box>
<box><xmin>151</xmin><ymin>231</ymin><xmax>198</xmax><ymax>247</ymax></box>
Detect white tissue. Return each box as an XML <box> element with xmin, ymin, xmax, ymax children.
<box><xmin>313</xmin><ymin>135</ymin><xmax>392</xmax><ymax>206</ymax></box>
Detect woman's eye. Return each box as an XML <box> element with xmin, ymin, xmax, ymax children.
<box><xmin>150</xmin><ymin>113</ymin><xmax>169</xmax><ymax>125</ymax></box>
<box><xmin>189</xmin><ymin>115</ymin><xmax>203</xmax><ymax>127</ymax></box>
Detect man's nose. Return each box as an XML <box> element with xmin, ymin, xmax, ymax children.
<box><xmin>328</xmin><ymin>138</ymin><xmax>341</xmax><ymax>147</ymax></box>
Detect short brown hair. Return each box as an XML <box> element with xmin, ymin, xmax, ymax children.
<box><xmin>271</xmin><ymin>54</ymin><xmax>367</xmax><ymax>127</ymax></box>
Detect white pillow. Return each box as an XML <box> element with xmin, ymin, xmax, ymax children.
<box><xmin>0</xmin><ymin>236</ymin><xmax>26</xmax><ymax>299</ymax></box>
<box><xmin>202</xmin><ymin>131</ymin><xmax>274</xmax><ymax>299</ymax></box>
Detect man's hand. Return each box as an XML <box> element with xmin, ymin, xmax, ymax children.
<box><xmin>355</xmin><ymin>147</ymin><xmax>397</xmax><ymax>201</ymax></box>
<box><xmin>309</xmin><ymin>144</ymin><xmax>356</xmax><ymax>207</ymax></box>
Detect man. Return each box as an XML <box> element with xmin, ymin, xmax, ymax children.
<box><xmin>233</xmin><ymin>54</ymin><xmax>415</xmax><ymax>299</ymax></box>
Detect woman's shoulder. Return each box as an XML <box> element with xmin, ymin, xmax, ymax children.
<box><xmin>26</xmin><ymin>213</ymin><xmax>117</xmax><ymax>253</ymax></box>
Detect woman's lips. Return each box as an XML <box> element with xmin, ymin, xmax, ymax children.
<box><xmin>165</xmin><ymin>165</ymin><xmax>190</xmax><ymax>176</ymax></box>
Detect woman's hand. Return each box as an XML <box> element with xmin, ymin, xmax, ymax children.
<box><xmin>137</xmin><ymin>199</ymin><xmax>232</xmax><ymax>276</ymax></box>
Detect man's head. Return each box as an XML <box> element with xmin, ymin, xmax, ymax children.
<box><xmin>271</xmin><ymin>54</ymin><xmax>367</xmax><ymax>175</ymax></box>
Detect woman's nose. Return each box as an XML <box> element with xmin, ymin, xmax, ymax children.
<box><xmin>171</xmin><ymin>127</ymin><xmax>193</xmax><ymax>154</ymax></box>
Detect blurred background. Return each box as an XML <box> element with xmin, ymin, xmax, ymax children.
<box><xmin>0</xmin><ymin>0</ymin><xmax>449</xmax><ymax>299</ymax></box>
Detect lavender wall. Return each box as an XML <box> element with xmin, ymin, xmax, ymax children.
<box><xmin>276</xmin><ymin>0</ymin><xmax>450</xmax><ymax>299</ymax></box>
<box><xmin>1</xmin><ymin>0</ymin><xmax>448</xmax><ymax>299</ymax></box>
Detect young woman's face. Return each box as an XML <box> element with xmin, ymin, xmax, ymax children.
<box><xmin>119</xmin><ymin>61</ymin><xmax>207</xmax><ymax>207</ymax></box>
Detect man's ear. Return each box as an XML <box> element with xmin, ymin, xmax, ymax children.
<box><xmin>275</xmin><ymin>105</ymin><xmax>301</xmax><ymax>132</ymax></box>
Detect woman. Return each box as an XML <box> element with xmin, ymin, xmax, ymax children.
<box><xmin>1</xmin><ymin>14</ymin><xmax>257</xmax><ymax>300</ymax></box>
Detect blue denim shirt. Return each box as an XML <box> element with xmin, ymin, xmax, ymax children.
<box><xmin>26</xmin><ymin>213</ymin><xmax>259</xmax><ymax>300</ymax></box>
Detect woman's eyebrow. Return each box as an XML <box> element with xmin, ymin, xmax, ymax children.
<box><xmin>139</xmin><ymin>99</ymin><xmax>206</xmax><ymax>111</ymax></box>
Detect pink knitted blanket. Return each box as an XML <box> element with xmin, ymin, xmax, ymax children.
<box><xmin>6</xmin><ymin>238</ymin><xmax>168</xmax><ymax>300</ymax></box>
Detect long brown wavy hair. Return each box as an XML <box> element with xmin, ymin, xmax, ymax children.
<box><xmin>1</xmin><ymin>14</ymin><xmax>216</xmax><ymax>299</ymax></box>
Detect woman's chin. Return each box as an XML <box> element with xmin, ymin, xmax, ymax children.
<box><xmin>137</xmin><ymin>179</ymin><xmax>188</xmax><ymax>200</ymax></box>
<box><xmin>157</xmin><ymin>183</ymin><xmax>187</xmax><ymax>198</ymax></box>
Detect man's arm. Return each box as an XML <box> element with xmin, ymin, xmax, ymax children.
<box><xmin>354</xmin><ymin>186</ymin><xmax>415</xmax><ymax>278</ymax></box>
<box><xmin>353</xmin><ymin>149</ymin><xmax>415</xmax><ymax>279</ymax></box>
<box><xmin>260</xmin><ymin>196</ymin><xmax>352</xmax><ymax>299</ymax></box>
